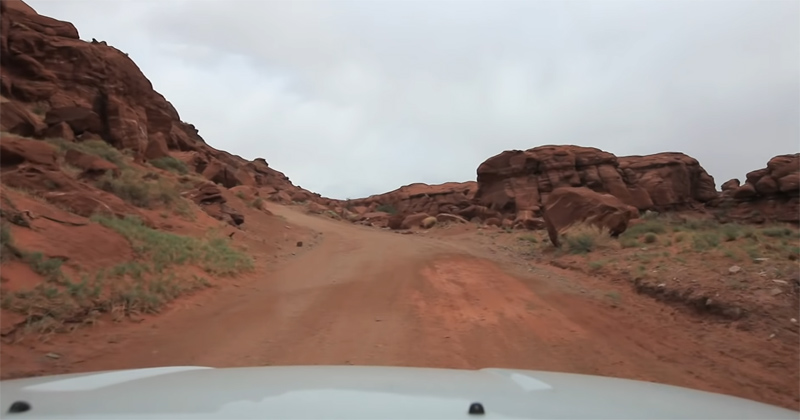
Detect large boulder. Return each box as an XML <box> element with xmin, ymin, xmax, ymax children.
<box><xmin>186</xmin><ymin>182</ymin><xmax>245</xmax><ymax>227</ymax></box>
<box><xmin>143</xmin><ymin>133</ymin><xmax>170</xmax><ymax>160</ymax></box>
<box><xmin>542</xmin><ymin>187</ymin><xmax>640</xmax><ymax>248</ymax></box>
<box><xmin>64</xmin><ymin>148</ymin><xmax>118</xmax><ymax>178</ymax></box>
<box><xmin>401</xmin><ymin>213</ymin><xmax>431</xmax><ymax>229</ymax></box>
<box><xmin>43</xmin><ymin>106</ymin><xmax>103</xmax><ymax>135</ymax></box>
<box><xmin>0</xmin><ymin>101</ymin><xmax>46</xmax><ymax>136</ymax></box>
<box><xmin>0</xmin><ymin>134</ymin><xmax>58</xmax><ymax>169</ymax></box>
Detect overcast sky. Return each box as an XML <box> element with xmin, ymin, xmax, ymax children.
<box><xmin>28</xmin><ymin>0</ymin><xmax>800</xmax><ymax>199</ymax></box>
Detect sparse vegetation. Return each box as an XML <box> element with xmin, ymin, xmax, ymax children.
<box><xmin>565</xmin><ymin>233</ymin><xmax>595</xmax><ymax>254</ymax></box>
<box><xmin>93</xmin><ymin>215</ymin><xmax>253</xmax><ymax>275</ymax></box>
<box><xmin>0</xmin><ymin>222</ymin><xmax>13</xmax><ymax>261</ymax></box>
<box><xmin>589</xmin><ymin>259</ymin><xmax>609</xmax><ymax>271</ymax></box>
<box><xmin>620</xmin><ymin>236</ymin><xmax>639</xmax><ymax>248</ymax></box>
<box><xmin>96</xmin><ymin>169</ymin><xmax>183</xmax><ymax>210</ymax></box>
<box><xmin>529</xmin><ymin>211</ymin><xmax>798</xmax><ymax>328</ymax></box>
<box><xmin>560</xmin><ymin>224</ymin><xmax>617</xmax><ymax>254</ymax></box>
<box><xmin>761</xmin><ymin>226</ymin><xmax>794</xmax><ymax>238</ymax></box>
<box><xmin>24</xmin><ymin>252</ymin><xmax>65</xmax><ymax>283</ymax></box>
<box><xmin>623</xmin><ymin>219</ymin><xmax>667</xmax><ymax>237</ymax></box>
<box><xmin>150</xmin><ymin>156</ymin><xmax>189</xmax><ymax>175</ymax></box>
<box><xmin>376</xmin><ymin>204</ymin><xmax>398</xmax><ymax>215</ymax></box>
<box><xmin>694</xmin><ymin>232</ymin><xmax>720</xmax><ymax>250</ymax></box>
<box><xmin>1</xmin><ymin>214</ymin><xmax>254</xmax><ymax>334</ymax></box>
<box><xmin>249</xmin><ymin>197</ymin><xmax>264</xmax><ymax>209</ymax></box>
<box><xmin>721</xmin><ymin>224</ymin><xmax>742</xmax><ymax>242</ymax></box>
<box><xmin>48</xmin><ymin>138</ymin><xmax>125</xmax><ymax>166</ymax></box>
<box><xmin>604</xmin><ymin>291</ymin><xmax>621</xmax><ymax>306</ymax></box>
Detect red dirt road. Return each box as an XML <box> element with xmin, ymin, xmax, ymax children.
<box><xmin>2</xmin><ymin>205</ymin><xmax>798</xmax><ymax>410</ymax></box>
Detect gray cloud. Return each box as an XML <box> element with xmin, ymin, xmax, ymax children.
<box><xmin>29</xmin><ymin>0</ymin><xmax>799</xmax><ymax>199</ymax></box>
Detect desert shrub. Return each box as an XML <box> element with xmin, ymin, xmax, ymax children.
<box><xmin>0</xmin><ymin>223</ymin><xmax>20</xmax><ymax>261</ymax></box>
<box><xmin>376</xmin><ymin>204</ymin><xmax>397</xmax><ymax>215</ymax></box>
<box><xmin>641</xmin><ymin>210</ymin><xmax>660</xmax><ymax>220</ymax></box>
<box><xmin>565</xmin><ymin>233</ymin><xmax>595</xmax><ymax>254</ymax></box>
<box><xmin>692</xmin><ymin>232</ymin><xmax>720</xmax><ymax>251</ymax></box>
<box><xmin>589</xmin><ymin>259</ymin><xmax>609</xmax><ymax>271</ymax></box>
<box><xmin>96</xmin><ymin>170</ymin><xmax>182</xmax><ymax>209</ymax></box>
<box><xmin>150</xmin><ymin>156</ymin><xmax>188</xmax><ymax>175</ymax></box>
<box><xmin>720</xmin><ymin>224</ymin><xmax>742</xmax><ymax>242</ymax></box>
<box><xmin>620</xmin><ymin>236</ymin><xmax>639</xmax><ymax>248</ymax></box>
<box><xmin>24</xmin><ymin>252</ymin><xmax>65</xmax><ymax>282</ymax></box>
<box><xmin>250</xmin><ymin>197</ymin><xmax>264</xmax><ymax>209</ymax></box>
<box><xmin>761</xmin><ymin>226</ymin><xmax>794</xmax><ymax>238</ymax></box>
<box><xmin>92</xmin><ymin>215</ymin><xmax>253</xmax><ymax>275</ymax></box>
<box><xmin>50</xmin><ymin>139</ymin><xmax>125</xmax><ymax>165</ymax></box>
<box><xmin>682</xmin><ymin>218</ymin><xmax>720</xmax><ymax>231</ymax></box>
<box><xmin>643</xmin><ymin>233</ymin><xmax>658</xmax><ymax>244</ymax></box>
<box><xmin>624</xmin><ymin>220</ymin><xmax>666</xmax><ymax>237</ymax></box>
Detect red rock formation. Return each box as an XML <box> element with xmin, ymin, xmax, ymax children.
<box><xmin>618</xmin><ymin>153</ymin><xmax>717</xmax><ymax>208</ymax></box>
<box><xmin>542</xmin><ymin>187</ymin><xmax>640</xmax><ymax>248</ymax></box>
<box><xmin>0</xmin><ymin>134</ymin><xmax>58</xmax><ymax>169</ymax></box>
<box><xmin>475</xmin><ymin>145</ymin><xmax>717</xmax><ymax>224</ymax></box>
<box><xmin>343</xmin><ymin>182</ymin><xmax>478</xmax><ymax>220</ymax></box>
<box><xmin>711</xmin><ymin>154</ymin><xmax>799</xmax><ymax>223</ymax></box>
<box><xmin>0</xmin><ymin>0</ymin><xmax>327</xmax><ymax>224</ymax></box>
<box><xmin>64</xmin><ymin>148</ymin><xmax>119</xmax><ymax>179</ymax></box>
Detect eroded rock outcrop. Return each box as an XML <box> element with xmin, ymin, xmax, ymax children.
<box><xmin>711</xmin><ymin>154</ymin><xmax>800</xmax><ymax>223</ymax></box>
<box><xmin>542</xmin><ymin>187</ymin><xmax>640</xmax><ymax>248</ymax></box>
<box><xmin>342</xmin><ymin>182</ymin><xmax>478</xmax><ymax>221</ymax></box>
<box><xmin>475</xmin><ymin>145</ymin><xmax>716</xmax><ymax>223</ymax></box>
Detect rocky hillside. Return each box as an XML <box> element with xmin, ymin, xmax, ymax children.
<box><xmin>0</xmin><ymin>0</ymin><xmax>321</xmax><ymax>225</ymax></box>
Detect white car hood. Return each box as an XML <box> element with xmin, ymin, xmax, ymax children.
<box><xmin>1</xmin><ymin>365</ymin><xmax>797</xmax><ymax>419</ymax></box>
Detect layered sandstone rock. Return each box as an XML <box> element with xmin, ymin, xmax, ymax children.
<box><xmin>542</xmin><ymin>187</ymin><xmax>640</xmax><ymax>247</ymax></box>
<box><xmin>475</xmin><ymin>145</ymin><xmax>717</xmax><ymax>223</ymax></box>
<box><xmin>712</xmin><ymin>154</ymin><xmax>800</xmax><ymax>223</ymax></box>
<box><xmin>343</xmin><ymin>182</ymin><xmax>478</xmax><ymax>220</ymax></box>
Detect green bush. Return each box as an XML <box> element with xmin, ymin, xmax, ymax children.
<box><xmin>0</xmin><ymin>223</ymin><xmax>12</xmax><ymax>261</ymax></box>
<box><xmin>24</xmin><ymin>252</ymin><xmax>65</xmax><ymax>282</ymax></box>
<box><xmin>761</xmin><ymin>226</ymin><xmax>794</xmax><ymax>238</ymax></box>
<box><xmin>620</xmin><ymin>236</ymin><xmax>639</xmax><ymax>248</ymax></box>
<box><xmin>692</xmin><ymin>232</ymin><xmax>720</xmax><ymax>251</ymax></box>
<box><xmin>566</xmin><ymin>233</ymin><xmax>595</xmax><ymax>254</ymax></box>
<box><xmin>50</xmin><ymin>139</ymin><xmax>125</xmax><ymax>166</ymax></box>
<box><xmin>96</xmin><ymin>170</ymin><xmax>181</xmax><ymax>209</ymax></box>
<box><xmin>376</xmin><ymin>204</ymin><xmax>397</xmax><ymax>215</ymax></box>
<box><xmin>643</xmin><ymin>233</ymin><xmax>658</xmax><ymax>244</ymax></box>
<box><xmin>624</xmin><ymin>220</ymin><xmax>666</xmax><ymax>237</ymax></box>
<box><xmin>150</xmin><ymin>156</ymin><xmax>188</xmax><ymax>175</ymax></box>
<box><xmin>93</xmin><ymin>215</ymin><xmax>253</xmax><ymax>275</ymax></box>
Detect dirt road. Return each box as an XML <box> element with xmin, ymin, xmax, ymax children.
<box><xmin>4</xmin><ymin>205</ymin><xmax>798</xmax><ymax>409</ymax></box>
